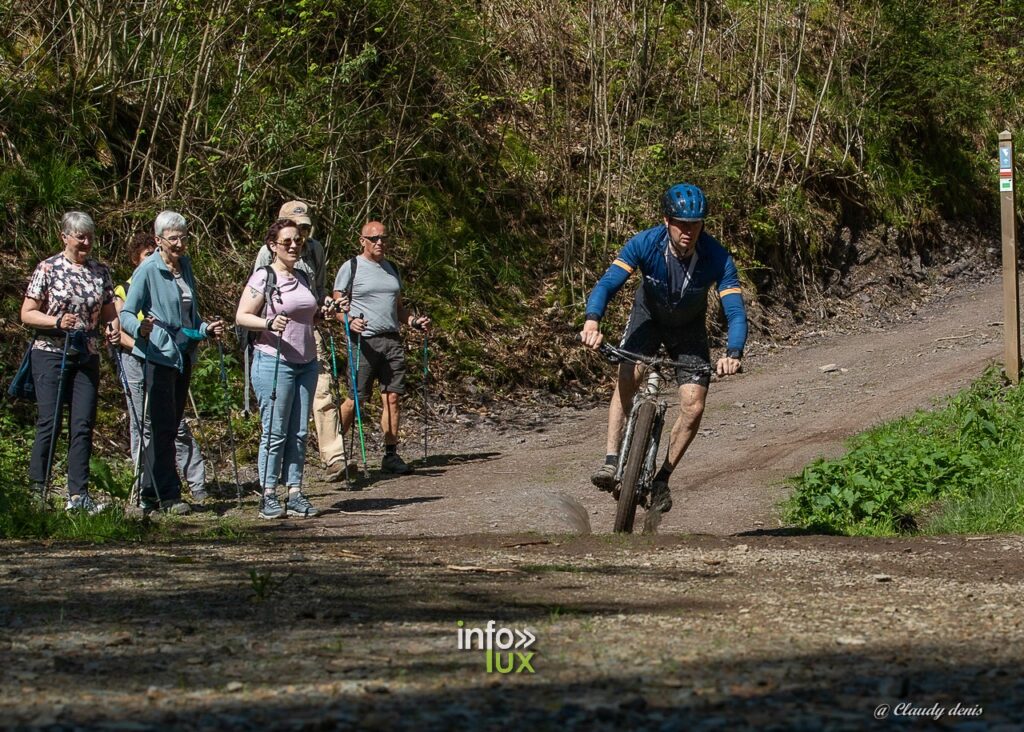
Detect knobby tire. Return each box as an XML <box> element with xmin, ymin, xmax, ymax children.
<box><xmin>614</xmin><ymin>400</ymin><xmax>657</xmax><ymax>534</ymax></box>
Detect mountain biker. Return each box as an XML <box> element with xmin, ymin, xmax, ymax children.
<box><xmin>579</xmin><ymin>183</ymin><xmax>747</xmax><ymax>514</ymax></box>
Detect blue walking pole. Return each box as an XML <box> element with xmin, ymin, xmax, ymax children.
<box><xmin>260</xmin><ymin>328</ymin><xmax>283</xmax><ymax>509</ymax></box>
<box><xmin>422</xmin><ymin>328</ymin><xmax>429</xmax><ymax>465</ymax></box>
<box><xmin>343</xmin><ymin>311</ymin><xmax>369</xmax><ymax>478</ymax></box>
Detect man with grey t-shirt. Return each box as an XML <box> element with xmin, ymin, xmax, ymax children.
<box><xmin>333</xmin><ymin>221</ymin><xmax>430</xmax><ymax>475</ymax></box>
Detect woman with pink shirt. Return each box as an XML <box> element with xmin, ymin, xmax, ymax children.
<box><xmin>235</xmin><ymin>219</ymin><xmax>320</xmax><ymax>519</ymax></box>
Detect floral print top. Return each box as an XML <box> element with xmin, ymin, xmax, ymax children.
<box><xmin>25</xmin><ymin>253</ymin><xmax>114</xmax><ymax>355</ymax></box>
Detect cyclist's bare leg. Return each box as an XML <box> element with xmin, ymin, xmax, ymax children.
<box><xmin>605</xmin><ymin>362</ymin><xmax>645</xmax><ymax>454</ymax></box>
<box><xmin>662</xmin><ymin>383</ymin><xmax>708</xmax><ymax>469</ymax></box>
<box><xmin>646</xmin><ymin>383</ymin><xmax>707</xmax><ymax>515</ymax></box>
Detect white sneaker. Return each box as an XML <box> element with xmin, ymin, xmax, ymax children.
<box><xmin>65</xmin><ymin>494</ymin><xmax>107</xmax><ymax>515</ymax></box>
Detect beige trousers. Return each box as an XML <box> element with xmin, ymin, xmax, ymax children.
<box><xmin>312</xmin><ymin>330</ymin><xmax>345</xmax><ymax>465</ymax></box>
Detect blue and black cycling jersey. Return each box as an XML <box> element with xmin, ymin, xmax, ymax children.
<box><xmin>584</xmin><ymin>224</ymin><xmax>748</xmax><ymax>356</ymax></box>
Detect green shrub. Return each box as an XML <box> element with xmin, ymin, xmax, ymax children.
<box><xmin>785</xmin><ymin>369</ymin><xmax>1024</xmax><ymax>535</ymax></box>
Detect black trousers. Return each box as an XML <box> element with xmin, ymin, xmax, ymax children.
<box><xmin>137</xmin><ymin>357</ymin><xmax>192</xmax><ymax>504</ymax></box>
<box><xmin>29</xmin><ymin>348</ymin><xmax>100</xmax><ymax>497</ymax></box>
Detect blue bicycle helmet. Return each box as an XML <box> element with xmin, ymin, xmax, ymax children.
<box><xmin>661</xmin><ymin>184</ymin><xmax>708</xmax><ymax>222</ymax></box>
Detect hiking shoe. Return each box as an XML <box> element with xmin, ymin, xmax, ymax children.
<box><xmin>324</xmin><ymin>461</ymin><xmax>348</xmax><ymax>483</ymax></box>
<box><xmin>259</xmin><ymin>493</ymin><xmax>285</xmax><ymax>520</ymax></box>
<box><xmin>286</xmin><ymin>492</ymin><xmax>318</xmax><ymax>518</ymax></box>
<box><xmin>591</xmin><ymin>463</ymin><xmax>618</xmax><ymax>493</ymax></box>
<box><xmin>648</xmin><ymin>479</ymin><xmax>673</xmax><ymax>514</ymax></box>
<box><xmin>65</xmin><ymin>493</ymin><xmax>106</xmax><ymax>515</ymax></box>
<box><xmin>160</xmin><ymin>500</ymin><xmax>192</xmax><ymax>516</ymax></box>
<box><xmin>381</xmin><ymin>452</ymin><xmax>411</xmax><ymax>475</ymax></box>
<box><xmin>190</xmin><ymin>488</ymin><xmax>208</xmax><ymax>506</ymax></box>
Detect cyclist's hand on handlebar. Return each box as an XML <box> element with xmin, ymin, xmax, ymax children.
<box><xmin>716</xmin><ymin>356</ymin><xmax>742</xmax><ymax>377</ymax></box>
<box><xmin>579</xmin><ymin>319</ymin><xmax>604</xmax><ymax>350</ymax></box>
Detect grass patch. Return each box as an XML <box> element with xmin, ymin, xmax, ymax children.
<box><xmin>785</xmin><ymin>368</ymin><xmax>1024</xmax><ymax>536</ymax></box>
<box><xmin>0</xmin><ymin>487</ymin><xmax>153</xmax><ymax>543</ymax></box>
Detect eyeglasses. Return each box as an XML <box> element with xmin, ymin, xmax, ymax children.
<box><xmin>276</xmin><ymin>237</ymin><xmax>305</xmax><ymax>248</ymax></box>
<box><xmin>161</xmin><ymin>234</ymin><xmax>190</xmax><ymax>243</ymax></box>
<box><xmin>363</xmin><ymin>235</ymin><xmax>389</xmax><ymax>243</ymax></box>
<box><xmin>64</xmin><ymin>233</ymin><xmax>92</xmax><ymax>242</ymax></box>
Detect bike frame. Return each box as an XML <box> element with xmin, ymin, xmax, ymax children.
<box><xmin>615</xmin><ymin>366</ymin><xmax>669</xmax><ymax>508</ymax></box>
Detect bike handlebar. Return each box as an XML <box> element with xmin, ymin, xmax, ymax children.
<box><xmin>577</xmin><ymin>334</ymin><xmax>713</xmax><ymax>376</ymax></box>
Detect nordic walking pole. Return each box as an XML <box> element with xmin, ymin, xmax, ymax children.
<box><xmin>107</xmin><ymin>343</ymin><xmax>155</xmax><ymax>505</ymax></box>
<box><xmin>42</xmin><ymin>327</ymin><xmax>71</xmax><ymax>508</ymax></box>
<box><xmin>217</xmin><ymin>340</ymin><xmax>243</xmax><ymax>506</ymax></box>
<box><xmin>326</xmin><ymin>330</ymin><xmax>351</xmax><ymax>487</ymax></box>
<box><xmin>422</xmin><ymin>327</ymin><xmax>429</xmax><ymax>465</ymax></box>
<box><xmin>131</xmin><ymin>335</ymin><xmax>164</xmax><ymax>509</ymax></box>
<box><xmin>343</xmin><ymin>311</ymin><xmax>369</xmax><ymax>478</ymax></box>
<box><xmin>261</xmin><ymin>319</ymin><xmax>284</xmax><ymax>509</ymax></box>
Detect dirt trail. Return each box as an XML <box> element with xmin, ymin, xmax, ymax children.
<box><xmin>308</xmin><ymin>280</ymin><xmax>1004</xmax><ymax>538</ymax></box>
<box><xmin>4</xmin><ymin>279</ymin><xmax>1024</xmax><ymax>730</ymax></box>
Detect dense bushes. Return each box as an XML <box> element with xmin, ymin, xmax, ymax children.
<box><xmin>1</xmin><ymin>0</ymin><xmax>1022</xmax><ymax>386</ymax></box>
<box><xmin>785</xmin><ymin>370</ymin><xmax>1024</xmax><ymax>535</ymax></box>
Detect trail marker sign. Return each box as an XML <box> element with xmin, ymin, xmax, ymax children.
<box><xmin>999</xmin><ymin>130</ymin><xmax>1019</xmax><ymax>383</ymax></box>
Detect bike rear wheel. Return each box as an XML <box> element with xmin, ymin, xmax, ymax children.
<box><xmin>614</xmin><ymin>400</ymin><xmax>658</xmax><ymax>534</ymax></box>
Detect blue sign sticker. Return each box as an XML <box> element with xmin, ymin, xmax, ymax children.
<box><xmin>1000</xmin><ymin>145</ymin><xmax>1013</xmax><ymax>170</ymax></box>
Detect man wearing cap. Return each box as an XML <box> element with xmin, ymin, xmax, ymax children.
<box><xmin>252</xmin><ymin>201</ymin><xmax>347</xmax><ymax>481</ymax></box>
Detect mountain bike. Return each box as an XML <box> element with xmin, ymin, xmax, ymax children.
<box><xmin>595</xmin><ymin>342</ymin><xmax>713</xmax><ymax>534</ymax></box>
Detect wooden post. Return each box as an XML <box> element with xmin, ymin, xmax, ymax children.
<box><xmin>1000</xmin><ymin>130</ymin><xmax>1019</xmax><ymax>384</ymax></box>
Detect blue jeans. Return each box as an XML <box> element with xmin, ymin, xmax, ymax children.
<box><xmin>251</xmin><ymin>350</ymin><xmax>317</xmax><ymax>490</ymax></box>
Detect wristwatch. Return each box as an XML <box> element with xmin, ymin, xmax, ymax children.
<box><xmin>726</xmin><ymin>348</ymin><xmax>743</xmax><ymax>359</ymax></box>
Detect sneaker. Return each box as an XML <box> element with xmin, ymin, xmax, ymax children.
<box><xmin>648</xmin><ymin>479</ymin><xmax>673</xmax><ymax>514</ymax></box>
<box><xmin>324</xmin><ymin>461</ymin><xmax>348</xmax><ymax>483</ymax></box>
<box><xmin>259</xmin><ymin>493</ymin><xmax>285</xmax><ymax>520</ymax></box>
<box><xmin>381</xmin><ymin>452</ymin><xmax>411</xmax><ymax>475</ymax></box>
<box><xmin>286</xmin><ymin>492</ymin><xmax>318</xmax><ymax>518</ymax></box>
<box><xmin>65</xmin><ymin>493</ymin><xmax>106</xmax><ymax>515</ymax></box>
<box><xmin>591</xmin><ymin>463</ymin><xmax>618</xmax><ymax>493</ymax></box>
<box><xmin>190</xmin><ymin>488</ymin><xmax>208</xmax><ymax>505</ymax></box>
<box><xmin>161</xmin><ymin>500</ymin><xmax>192</xmax><ymax>516</ymax></box>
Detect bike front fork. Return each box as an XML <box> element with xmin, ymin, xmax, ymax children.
<box><xmin>615</xmin><ymin>395</ymin><xmax>668</xmax><ymax>497</ymax></box>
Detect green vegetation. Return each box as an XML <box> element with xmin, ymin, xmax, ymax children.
<box><xmin>785</xmin><ymin>370</ymin><xmax>1024</xmax><ymax>535</ymax></box>
<box><xmin>0</xmin><ymin>487</ymin><xmax>152</xmax><ymax>543</ymax></box>
<box><xmin>2</xmin><ymin>0</ymin><xmax>1023</xmax><ymax>388</ymax></box>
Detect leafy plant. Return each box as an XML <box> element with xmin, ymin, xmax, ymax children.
<box><xmin>785</xmin><ymin>369</ymin><xmax>1024</xmax><ymax>535</ymax></box>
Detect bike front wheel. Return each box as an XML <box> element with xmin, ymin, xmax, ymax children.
<box><xmin>614</xmin><ymin>399</ymin><xmax>658</xmax><ymax>534</ymax></box>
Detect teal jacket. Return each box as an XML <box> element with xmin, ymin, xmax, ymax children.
<box><xmin>119</xmin><ymin>252</ymin><xmax>209</xmax><ymax>370</ymax></box>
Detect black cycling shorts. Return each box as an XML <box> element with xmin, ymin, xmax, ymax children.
<box><xmin>619</xmin><ymin>309</ymin><xmax>712</xmax><ymax>388</ymax></box>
